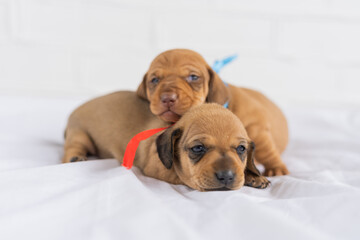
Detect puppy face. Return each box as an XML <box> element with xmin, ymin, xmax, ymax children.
<box><xmin>156</xmin><ymin>104</ymin><xmax>259</xmax><ymax>191</ymax></box>
<box><xmin>137</xmin><ymin>49</ymin><xmax>229</xmax><ymax>122</ymax></box>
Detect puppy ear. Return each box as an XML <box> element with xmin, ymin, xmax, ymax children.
<box><xmin>136</xmin><ymin>73</ymin><xmax>148</xmax><ymax>100</ymax></box>
<box><xmin>156</xmin><ymin>127</ymin><xmax>182</xmax><ymax>169</ymax></box>
<box><xmin>206</xmin><ymin>66</ymin><xmax>230</xmax><ymax>105</ymax></box>
<box><xmin>246</xmin><ymin>141</ymin><xmax>261</xmax><ymax>176</ymax></box>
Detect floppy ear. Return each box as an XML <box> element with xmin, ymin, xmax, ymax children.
<box><xmin>156</xmin><ymin>127</ymin><xmax>182</xmax><ymax>169</ymax></box>
<box><xmin>136</xmin><ymin>73</ymin><xmax>148</xmax><ymax>100</ymax></box>
<box><xmin>245</xmin><ymin>141</ymin><xmax>261</xmax><ymax>176</ymax></box>
<box><xmin>206</xmin><ymin>66</ymin><xmax>230</xmax><ymax>105</ymax></box>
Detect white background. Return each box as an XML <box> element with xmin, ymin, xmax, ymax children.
<box><xmin>1</xmin><ymin>0</ymin><xmax>360</xmax><ymax>107</ymax></box>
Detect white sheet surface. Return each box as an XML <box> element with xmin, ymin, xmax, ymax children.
<box><xmin>0</xmin><ymin>96</ymin><xmax>360</xmax><ymax>240</ymax></box>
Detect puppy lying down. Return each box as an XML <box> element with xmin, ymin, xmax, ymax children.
<box><xmin>63</xmin><ymin>92</ymin><xmax>269</xmax><ymax>191</ymax></box>
<box><xmin>137</xmin><ymin>49</ymin><xmax>289</xmax><ymax>176</ymax></box>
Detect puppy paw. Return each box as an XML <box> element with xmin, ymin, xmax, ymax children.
<box><xmin>244</xmin><ymin>172</ymin><xmax>270</xmax><ymax>189</ymax></box>
<box><xmin>264</xmin><ymin>164</ymin><xmax>289</xmax><ymax>176</ymax></box>
<box><xmin>63</xmin><ymin>156</ymin><xmax>87</xmax><ymax>163</ymax></box>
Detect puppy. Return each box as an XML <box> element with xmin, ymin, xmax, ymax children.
<box><xmin>63</xmin><ymin>92</ymin><xmax>269</xmax><ymax>190</ymax></box>
<box><xmin>137</xmin><ymin>49</ymin><xmax>289</xmax><ymax>176</ymax></box>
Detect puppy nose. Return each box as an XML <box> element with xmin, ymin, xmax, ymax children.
<box><xmin>215</xmin><ymin>170</ymin><xmax>235</xmax><ymax>185</ymax></box>
<box><xmin>161</xmin><ymin>93</ymin><xmax>177</xmax><ymax>107</ymax></box>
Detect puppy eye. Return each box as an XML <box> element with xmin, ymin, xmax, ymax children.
<box><xmin>186</xmin><ymin>75</ymin><xmax>199</xmax><ymax>81</ymax></box>
<box><xmin>236</xmin><ymin>145</ymin><xmax>246</xmax><ymax>154</ymax></box>
<box><xmin>190</xmin><ymin>145</ymin><xmax>206</xmax><ymax>154</ymax></box>
<box><xmin>151</xmin><ymin>77</ymin><xmax>159</xmax><ymax>84</ymax></box>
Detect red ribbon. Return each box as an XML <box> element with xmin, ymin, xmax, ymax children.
<box><xmin>122</xmin><ymin>126</ymin><xmax>169</xmax><ymax>169</ymax></box>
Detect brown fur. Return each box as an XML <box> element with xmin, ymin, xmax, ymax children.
<box><xmin>63</xmin><ymin>94</ymin><xmax>269</xmax><ymax>190</ymax></box>
<box><xmin>137</xmin><ymin>49</ymin><xmax>289</xmax><ymax>176</ymax></box>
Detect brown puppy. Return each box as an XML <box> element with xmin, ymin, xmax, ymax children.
<box><xmin>63</xmin><ymin>93</ymin><xmax>269</xmax><ymax>190</ymax></box>
<box><xmin>137</xmin><ymin>49</ymin><xmax>289</xmax><ymax>176</ymax></box>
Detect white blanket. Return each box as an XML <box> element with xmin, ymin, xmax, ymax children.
<box><xmin>0</xmin><ymin>96</ymin><xmax>359</xmax><ymax>240</ymax></box>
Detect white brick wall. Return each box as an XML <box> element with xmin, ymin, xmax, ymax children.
<box><xmin>0</xmin><ymin>0</ymin><xmax>360</xmax><ymax>106</ymax></box>
<box><xmin>0</xmin><ymin>3</ymin><xmax>9</xmax><ymax>43</ymax></box>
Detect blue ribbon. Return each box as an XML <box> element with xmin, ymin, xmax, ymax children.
<box><xmin>211</xmin><ymin>54</ymin><xmax>238</xmax><ymax>73</ymax></box>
